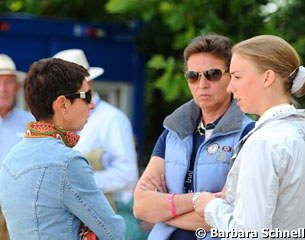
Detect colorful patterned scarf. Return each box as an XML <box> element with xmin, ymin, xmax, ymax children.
<box><xmin>25</xmin><ymin>121</ymin><xmax>80</xmax><ymax>148</ymax></box>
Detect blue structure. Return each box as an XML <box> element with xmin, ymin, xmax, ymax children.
<box><xmin>0</xmin><ymin>14</ymin><xmax>145</xmax><ymax>160</ymax></box>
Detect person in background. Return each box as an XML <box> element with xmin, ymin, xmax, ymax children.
<box><xmin>0</xmin><ymin>53</ymin><xmax>34</xmax><ymax>240</ymax></box>
<box><xmin>194</xmin><ymin>35</ymin><xmax>305</xmax><ymax>237</ymax></box>
<box><xmin>0</xmin><ymin>57</ymin><xmax>125</xmax><ymax>239</ymax></box>
<box><xmin>0</xmin><ymin>54</ymin><xmax>34</xmax><ymax>162</ymax></box>
<box><xmin>53</xmin><ymin>49</ymin><xmax>151</xmax><ymax>239</ymax></box>
<box><xmin>133</xmin><ymin>34</ymin><xmax>255</xmax><ymax>240</ymax></box>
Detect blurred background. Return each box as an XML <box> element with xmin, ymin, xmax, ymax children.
<box><xmin>1</xmin><ymin>0</ymin><xmax>305</xmax><ymax>169</ymax></box>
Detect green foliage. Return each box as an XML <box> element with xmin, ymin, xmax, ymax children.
<box><xmin>265</xmin><ymin>0</ymin><xmax>305</xmax><ymax>107</ymax></box>
<box><xmin>106</xmin><ymin>0</ymin><xmax>271</xmax><ymax>102</ymax></box>
<box><xmin>148</xmin><ymin>55</ymin><xmax>189</xmax><ymax>101</ymax></box>
<box><xmin>8</xmin><ymin>1</ymin><xmax>23</xmax><ymax>11</ymax></box>
<box><xmin>0</xmin><ymin>0</ymin><xmax>125</xmax><ymax>23</ymax></box>
<box><xmin>105</xmin><ymin>0</ymin><xmax>137</xmax><ymax>13</ymax></box>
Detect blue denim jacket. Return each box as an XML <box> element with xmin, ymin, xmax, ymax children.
<box><xmin>0</xmin><ymin>137</ymin><xmax>125</xmax><ymax>240</ymax></box>
<box><xmin>148</xmin><ymin>100</ymin><xmax>254</xmax><ymax>240</ymax></box>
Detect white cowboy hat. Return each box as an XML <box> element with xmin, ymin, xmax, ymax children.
<box><xmin>53</xmin><ymin>49</ymin><xmax>104</xmax><ymax>81</ymax></box>
<box><xmin>0</xmin><ymin>54</ymin><xmax>26</xmax><ymax>83</ymax></box>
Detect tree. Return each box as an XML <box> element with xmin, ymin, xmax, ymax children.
<box><xmin>0</xmin><ymin>0</ymin><xmax>116</xmax><ymax>23</ymax></box>
<box><xmin>106</xmin><ymin>0</ymin><xmax>270</xmax><ymax>101</ymax></box>
<box><xmin>264</xmin><ymin>0</ymin><xmax>305</xmax><ymax>106</ymax></box>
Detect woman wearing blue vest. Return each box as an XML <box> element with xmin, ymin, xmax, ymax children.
<box><xmin>133</xmin><ymin>34</ymin><xmax>254</xmax><ymax>240</ymax></box>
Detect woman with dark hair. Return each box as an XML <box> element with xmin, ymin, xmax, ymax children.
<box><xmin>0</xmin><ymin>58</ymin><xmax>125</xmax><ymax>240</ymax></box>
<box><xmin>133</xmin><ymin>34</ymin><xmax>254</xmax><ymax>240</ymax></box>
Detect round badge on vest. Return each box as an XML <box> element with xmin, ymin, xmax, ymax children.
<box><xmin>222</xmin><ymin>146</ymin><xmax>232</xmax><ymax>152</ymax></box>
<box><xmin>206</xmin><ymin>143</ymin><xmax>219</xmax><ymax>155</ymax></box>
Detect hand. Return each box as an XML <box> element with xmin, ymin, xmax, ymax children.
<box><xmin>213</xmin><ymin>186</ymin><xmax>227</xmax><ymax>199</ymax></box>
<box><xmin>193</xmin><ymin>192</ymin><xmax>217</xmax><ymax>217</ymax></box>
<box><xmin>139</xmin><ymin>174</ymin><xmax>167</xmax><ymax>193</ymax></box>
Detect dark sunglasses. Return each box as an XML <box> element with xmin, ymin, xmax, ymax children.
<box><xmin>64</xmin><ymin>89</ymin><xmax>92</xmax><ymax>104</ymax></box>
<box><xmin>185</xmin><ymin>68</ymin><xmax>228</xmax><ymax>83</ymax></box>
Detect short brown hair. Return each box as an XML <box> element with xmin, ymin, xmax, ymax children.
<box><xmin>24</xmin><ymin>58</ymin><xmax>89</xmax><ymax>120</ymax></box>
<box><xmin>183</xmin><ymin>34</ymin><xmax>233</xmax><ymax>71</ymax></box>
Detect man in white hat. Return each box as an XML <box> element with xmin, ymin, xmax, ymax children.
<box><xmin>0</xmin><ymin>54</ymin><xmax>34</xmax><ymax>162</ymax></box>
<box><xmin>0</xmin><ymin>54</ymin><xmax>34</xmax><ymax>239</ymax></box>
<box><xmin>53</xmin><ymin>49</ymin><xmax>149</xmax><ymax>239</ymax></box>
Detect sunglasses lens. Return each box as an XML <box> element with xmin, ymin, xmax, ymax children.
<box><xmin>185</xmin><ymin>71</ymin><xmax>199</xmax><ymax>83</ymax></box>
<box><xmin>185</xmin><ymin>69</ymin><xmax>225</xmax><ymax>83</ymax></box>
<box><xmin>85</xmin><ymin>90</ymin><xmax>92</xmax><ymax>104</ymax></box>
<box><xmin>204</xmin><ymin>69</ymin><xmax>223</xmax><ymax>81</ymax></box>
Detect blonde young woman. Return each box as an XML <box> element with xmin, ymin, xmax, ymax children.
<box><xmin>194</xmin><ymin>35</ymin><xmax>305</xmax><ymax>238</ymax></box>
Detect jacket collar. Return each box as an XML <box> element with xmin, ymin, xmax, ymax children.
<box><xmin>164</xmin><ymin>99</ymin><xmax>244</xmax><ymax>139</ymax></box>
<box><xmin>257</xmin><ymin>104</ymin><xmax>305</xmax><ymax>128</ymax></box>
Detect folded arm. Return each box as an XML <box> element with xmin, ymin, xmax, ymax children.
<box><xmin>134</xmin><ymin>156</ymin><xmax>195</xmax><ymax>223</ymax></box>
<box><xmin>166</xmin><ymin>211</ymin><xmax>211</xmax><ymax>231</ymax></box>
<box><xmin>64</xmin><ymin>156</ymin><xmax>125</xmax><ymax>240</ymax></box>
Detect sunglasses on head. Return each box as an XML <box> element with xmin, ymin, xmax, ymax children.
<box><xmin>184</xmin><ymin>68</ymin><xmax>228</xmax><ymax>83</ymax></box>
<box><xmin>64</xmin><ymin>89</ymin><xmax>92</xmax><ymax>104</ymax></box>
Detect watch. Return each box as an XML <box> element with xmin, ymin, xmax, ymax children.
<box><xmin>192</xmin><ymin>192</ymin><xmax>201</xmax><ymax>204</ymax></box>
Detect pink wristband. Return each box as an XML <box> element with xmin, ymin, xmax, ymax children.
<box><xmin>167</xmin><ymin>193</ymin><xmax>178</xmax><ymax>218</ymax></box>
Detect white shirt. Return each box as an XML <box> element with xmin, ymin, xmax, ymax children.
<box><xmin>0</xmin><ymin>108</ymin><xmax>34</xmax><ymax>162</ymax></box>
<box><xmin>74</xmin><ymin>93</ymin><xmax>138</xmax><ymax>203</ymax></box>
<box><xmin>205</xmin><ymin>104</ymin><xmax>305</xmax><ymax>239</ymax></box>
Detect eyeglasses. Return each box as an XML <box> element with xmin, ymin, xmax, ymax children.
<box><xmin>64</xmin><ymin>90</ymin><xmax>92</xmax><ymax>104</ymax></box>
<box><xmin>184</xmin><ymin>69</ymin><xmax>228</xmax><ymax>83</ymax></box>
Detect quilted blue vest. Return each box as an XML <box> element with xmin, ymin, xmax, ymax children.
<box><xmin>148</xmin><ymin>100</ymin><xmax>253</xmax><ymax>240</ymax></box>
